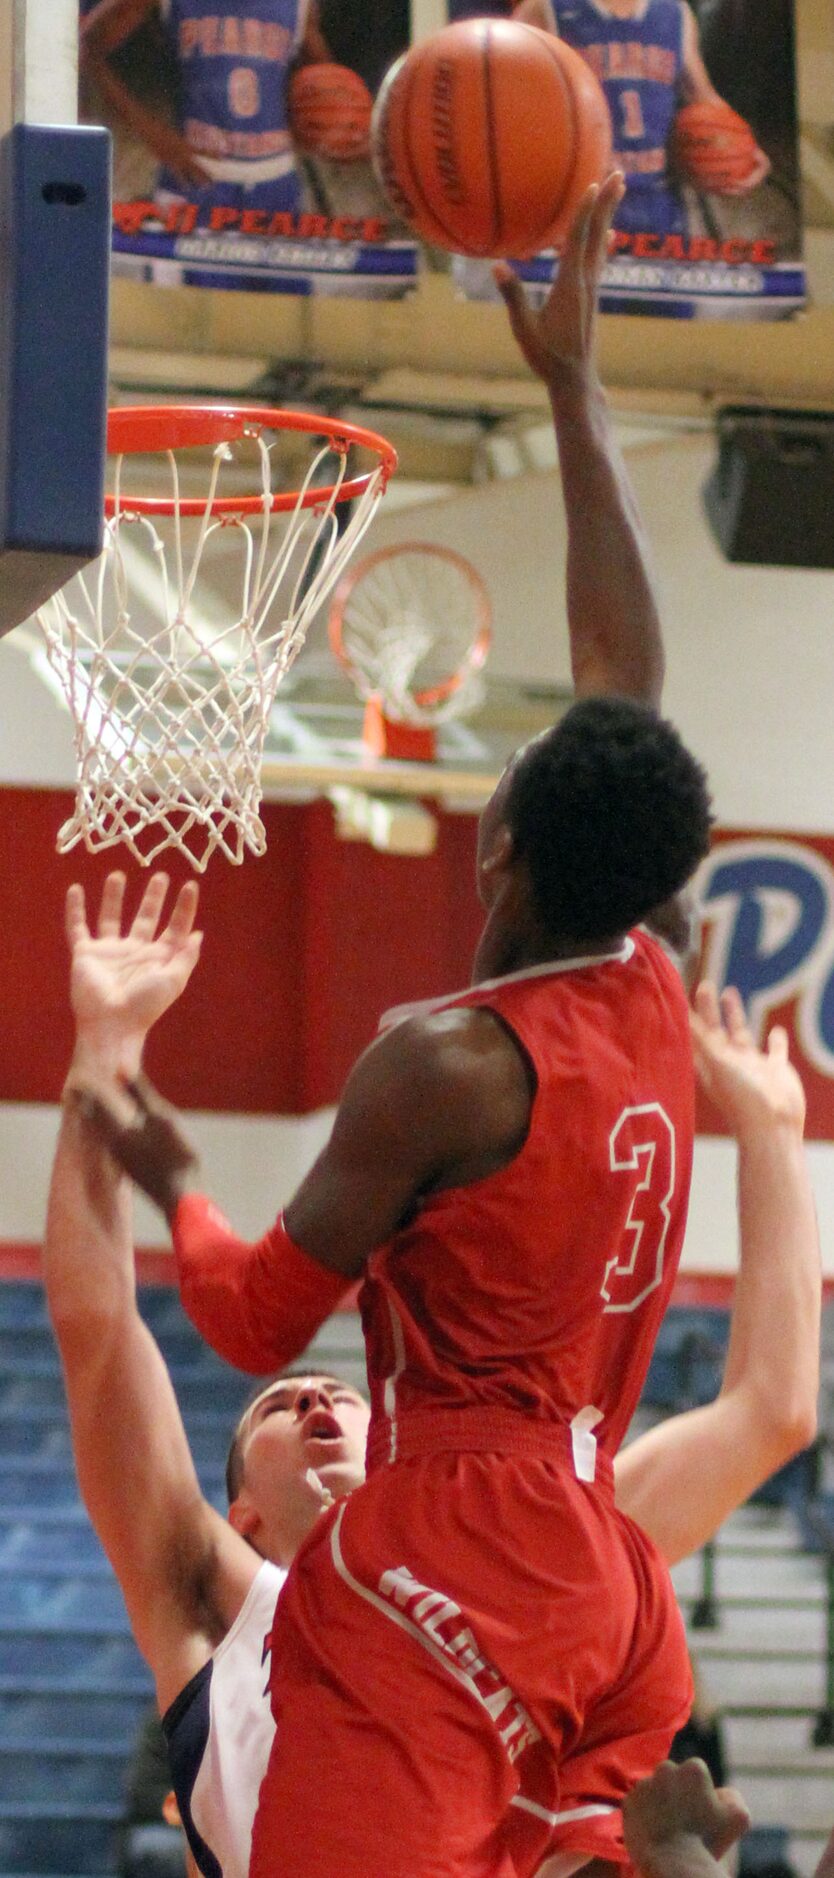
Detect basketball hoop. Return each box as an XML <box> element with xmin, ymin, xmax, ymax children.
<box><xmin>35</xmin><ymin>405</ymin><xmax>396</xmax><ymax>870</ymax></box>
<box><xmin>328</xmin><ymin>543</ymin><xmax>492</xmax><ymax>762</ymax></box>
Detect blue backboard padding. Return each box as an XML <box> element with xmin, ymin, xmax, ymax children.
<box><xmin>0</xmin><ymin>123</ymin><xmax>111</xmax><ymax>558</ymax></box>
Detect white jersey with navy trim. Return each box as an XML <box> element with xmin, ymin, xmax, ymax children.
<box><xmin>162</xmin><ymin>1560</ymin><xmax>285</xmax><ymax>1878</ymax></box>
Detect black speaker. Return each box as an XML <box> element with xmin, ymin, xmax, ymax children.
<box><xmin>702</xmin><ymin>407</ymin><xmax>834</xmax><ymax>568</ymax></box>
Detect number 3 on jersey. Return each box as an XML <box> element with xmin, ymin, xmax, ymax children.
<box><xmin>601</xmin><ymin>1103</ymin><xmax>676</xmax><ymax>1314</ymax></box>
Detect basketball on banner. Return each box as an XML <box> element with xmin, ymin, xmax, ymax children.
<box><xmin>671</xmin><ymin>101</ymin><xmax>761</xmax><ymax>194</ymax></box>
<box><xmin>288</xmin><ymin>64</ymin><xmax>374</xmax><ymax>162</ymax></box>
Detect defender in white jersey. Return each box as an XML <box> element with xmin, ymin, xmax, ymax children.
<box><xmin>46</xmin><ymin>867</ymin><xmax>819</xmax><ymax>1878</ymax></box>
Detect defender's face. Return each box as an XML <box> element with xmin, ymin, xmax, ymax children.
<box><xmin>238</xmin><ymin>1375</ymin><xmax>369</xmax><ymax>1527</ymax></box>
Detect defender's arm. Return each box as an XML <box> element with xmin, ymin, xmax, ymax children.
<box><xmin>615</xmin><ymin>988</ymin><xmax>819</xmax><ymax>1564</ymax></box>
<box><xmin>45</xmin><ymin>1089</ymin><xmax>259</xmax><ymax>1715</ymax></box>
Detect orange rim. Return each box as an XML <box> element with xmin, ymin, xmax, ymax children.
<box><xmin>329</xmin><ymin>542</ymin><xmax>492</xmax><ymax>710</ymax></box>
<box><xmin>104</xmin><ymin>404</ymin><xmax>397</xmax><ymax>518</ymax></box>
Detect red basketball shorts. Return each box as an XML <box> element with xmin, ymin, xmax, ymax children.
<box><xmin>250</xmin><ymin>1433</ymin><xmax>692</xmax><ymax>1878</ymax></box>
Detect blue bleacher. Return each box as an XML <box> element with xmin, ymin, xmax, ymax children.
<box><xmin>0</xmin><ymin>1281</ymin><xmax>250</xmax><ymax>1878</ymax></box>
<box><xmin>641</xmin><ymin>1305</ymin><xmax>730</xmax><ymax>1412</ymax></box>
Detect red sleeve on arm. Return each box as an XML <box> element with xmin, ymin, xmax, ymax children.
<box><xmin>172</xmin><ymin>1192</ymin><xmax>352</xmax><ymax>1375</ymax></box>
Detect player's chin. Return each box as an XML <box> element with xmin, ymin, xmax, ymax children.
<box><xmin>315</xmin><ymin>1456</ymin><xmax>367</xmax><ymax>1499</ymax></box>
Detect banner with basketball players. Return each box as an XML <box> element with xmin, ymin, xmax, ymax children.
<box><xmin>444</xmin><ymin>0</ymin><xmax>805</xmax><ymax>320</ymax></box>
<box><xmin>78</xmin><ymin>1</ymin><xmax>417</xmax><ymax>299</ymax></box>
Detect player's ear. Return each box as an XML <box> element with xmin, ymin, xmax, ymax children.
<box><xmin>480</xmin><ymin>821</ymin><xmax>516</xmax><ymax>880</ymax></box>
<box><xmin>228</xmin><ymin>1492</ymin><xmax>260</xmax><ymax>1543</ymax></box>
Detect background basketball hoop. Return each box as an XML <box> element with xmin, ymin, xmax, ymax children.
<box><xmin>35</xmin><ymin>406</ymin><xmax>396</xmax><ymax>871</ymax></box>
<box><xmin>328</xmin><ymin>542</ymin><xmax>492</xmax><ymax>763</ymax></box>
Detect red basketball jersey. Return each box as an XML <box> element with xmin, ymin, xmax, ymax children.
<box><xmin>360</xmin><ymin>930</ymin><xmax>694</xmax><ymax>1461</ymax></box>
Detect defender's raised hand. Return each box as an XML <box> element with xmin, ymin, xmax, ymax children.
<box><xmin>690</xmin><ymin>982</ymin><xmax>806</xmax><ymax>1139</ymax></box>
<box><xmin>66</xmin><ymin>872</ymin><xmax>202</xmax><ymax>1077</ymax></box>
<box><xmin>494</xmin><ymin>170</ymin><xmax>624</xmax><ymax>386</ymax></box>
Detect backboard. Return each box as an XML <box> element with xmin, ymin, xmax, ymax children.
<box><xmin>258</xmin><ymin>653</ymin><xmax>568</xmax><ymax>855</ymax></box>
<box><xmin>0</xmin><ymin>0</ymin><xmax>110</xmax><ymax>637</ymax></box>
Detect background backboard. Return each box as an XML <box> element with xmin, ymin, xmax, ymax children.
<box><xmin>0</xmin><ymin>0</ymin><xmax>110</xmax><ymax>636</ymax></box>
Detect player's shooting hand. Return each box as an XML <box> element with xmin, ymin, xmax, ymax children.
<box><xmin>623</xmin><ymin>1759</ymin><xmax>750</xmax><ymax>1874</ymax></box>
<box><xmin>67</xmin><ymin>872</ymin><xmax>202</xmax><ymax>1078</ymax></box>
<box><xmin>493</xmin><ymin>170</ymin><xmax>624</xmax><ymax>388</ymax></box>
<box><xmin>690</xmin><ymin>982</ymin><xmax>806</xmax><ymax>1139</ymax></box>
<box><xmin>71</xmin><ymin>1074</ymin><xmax>199</xmax><ymax>1224</ymax></box>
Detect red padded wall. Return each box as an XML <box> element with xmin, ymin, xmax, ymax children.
<box><xmin>0</xmin><ymin>787</ymin><xmax>483</xmax><ymax>1113</ymax></box>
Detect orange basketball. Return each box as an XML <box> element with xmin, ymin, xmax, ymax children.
<box><xmin>670</xmin><ymin>100</ymin><xmax>760</xmax><ymax>193</ymax></box>
<box><xmin>371</xmin><ymin>19</ymin><xmax>612</xmax><ymax>258</ymax></box>
<box><xmin>288</xmin><ymin>63</ymin><xmax>374</xmax><ymax>163</ymax></box>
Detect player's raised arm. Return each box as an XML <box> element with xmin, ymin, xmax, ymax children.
<box><xmin>495</xmin><ymin>174</ymin><xmax>665</xmax><ymax>709</ymax></box>
<box><xmin>614</xmin><ymin>985</ymin><xmax>820</xmax><ymax>1564</ymax></box>
<box><xmin>47</xmin><ymin>875</ymin><xmax>258</xmax><ymax>1713</ymax></box>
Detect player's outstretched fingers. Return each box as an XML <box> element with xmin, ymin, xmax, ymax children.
<box><xmin>561</xmin><ymin>180</ymin><xmax>599</xmax><ymax>273</ymax></box>
<box><xmin>130</xmin><ymin>872</ymin><xmax>170</xmax><ymax>942</ymax></box>
<box><xmin>693</xmin><ymin>981</ymin><xmax>722</xmax><ymax>1032</ymax></box>
<box><xmin>493</xmin><ymin>263</ymin><xmax>530</xmax><ymax>341</ymax></box>
<box><xmin>586</xmin><ymin>169</ymin><xmax>624</xmax><ymax>276</ymax></box>
<box><xmin>65</xmin><ymin>883</ymin><xmax>90</xmax><ymax>952</ymax></box>
<box><xmin>160</xmin><ymin>879</ymin><xmax>200</xmax><ymax>947</ymax></box>
<box><xmin>720</xmin><ymin>985</ymin><xmax>752</xmax><ymax>1045</ymax></box>
<box><xmin>766</xmin><ymin>1023</ymin><xmax>789</xmax><ymax>1062</ymax></box>
<box><xmin>96</xmin><ymin>871</ymin><xmax>127</xmax><ymax>938</ymax></box>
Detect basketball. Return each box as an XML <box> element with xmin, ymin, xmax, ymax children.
<box><xmin>371</xmin><ymin>19</ymin><xmax>612</xmax><ymax>258</ymax></box>
<box><xmin>288</xmin><ymin>63</ymin><xmax>374</xmax><ymax>163</ymax></box>
<box><xmin>670</xmin><ymin>100</ymin><xmax>760</xmax><ymax>193</ymax></box>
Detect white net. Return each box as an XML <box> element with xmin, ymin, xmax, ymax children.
<box><xmin>333</xmin><ymin>545</ymin><xmax>491</xmax><ymax>727</ymax></box>
<box><xmin>36</xmin><ymin>423</ymin><xmax>388</xmax><ymax>870</ymax></box>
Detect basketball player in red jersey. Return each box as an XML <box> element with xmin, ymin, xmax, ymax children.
<box><xmin>79</xmin><ymin>176</ymin><xmax>714</xmax><ymax>1878</ymax></box>
<box><xmin>58</xmin><ymin>877</ymin><xmax>819</xmax><ymax>1878</ymax></box>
